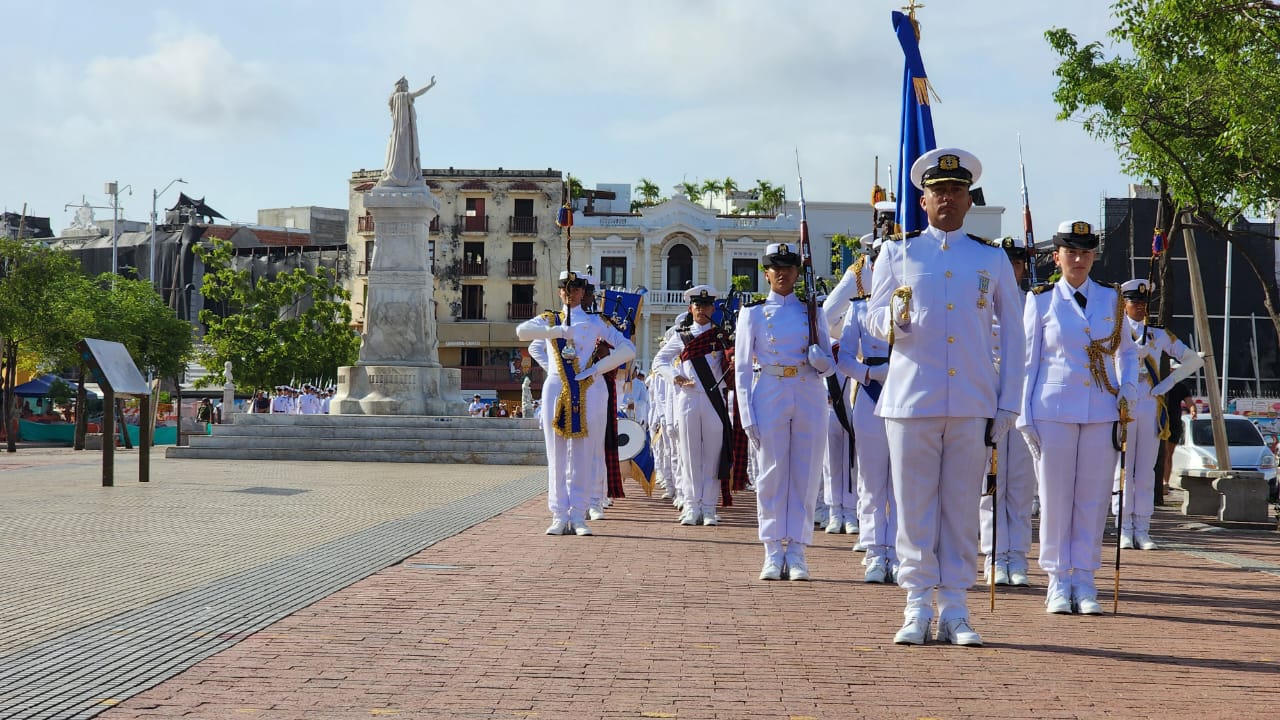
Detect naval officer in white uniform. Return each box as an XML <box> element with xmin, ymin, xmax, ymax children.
<box><xmin>1019</xmin><ymin>221</ymin><xmax>1139</xmax><ymax>615</ymax></box>
<box><xmin>735</xmin><ymin>242</ymin><xmax>835</xmax><ymax>581</ymax></box>
<box><xmin>866</xmin><ymin>148</ymin><xmax>1024</xmax><ymax>646</ymax></box>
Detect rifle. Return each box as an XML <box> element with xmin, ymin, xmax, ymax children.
<box><xmin>1018</xmin><ymin>135</ymin><xmax>1037</xmax><ymax>286</ymax></box>
<box><xmin>557</xmin><ymin>177</ymin><xmax>577</xmax><ymax>359</ymax></box>
<box><xmin>796</xmin><ymin>150</ymin><xmax>819</xmax><ymax>346</ymax></box>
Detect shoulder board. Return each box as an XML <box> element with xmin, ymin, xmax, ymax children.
<box><xmin>1147</xmin><ymin>321</ymin><xmax>1166</xmax><ymax>330</ymax></box>
<box><xmin>1030</xmin><ymin>283</ymin><xmax>1055</xmax><ymax>295</ymax></box>
<box><xmin>743</xmin><ymin>297</ymin><xmax>765</xmax><ymax>307</ymax></box>
<box><xmin>966</xmin><ymin>233</ymin><xmax>993</xmax><ymax>246</ymax></box>
<box><xmin>883</xmin><ymin>230</ymin><xmax>922</xmax><ymax>242</ymax></box>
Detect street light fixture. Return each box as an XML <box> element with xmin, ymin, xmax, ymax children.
<box><xmin>151</xmin><ymin>178</ymin><xmax>186</xmax><ymax>292</ymax></box>
<box><xmin>105</xmin><ymin>181</ymin><xmax>132</xmax><ymax>279</ymax></box>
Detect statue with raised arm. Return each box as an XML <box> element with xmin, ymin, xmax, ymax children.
<box><xmin>379</xmin><ymin>75</ymin><xmax>437</xmax><ymax>187</ymax></box>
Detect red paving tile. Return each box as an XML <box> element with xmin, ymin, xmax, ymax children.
<box><xmin>103</xmin><ymin>488</ymin><xmax>1280</xmax><ymax>720</ymax></box>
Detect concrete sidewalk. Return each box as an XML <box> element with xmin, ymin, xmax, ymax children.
<box><xmin>2</xmin><ymin>447</ymin><xmax>1278</xmax><ymax>719</ymax></box>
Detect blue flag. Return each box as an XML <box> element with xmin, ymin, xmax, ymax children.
<box><xmin>893</xmin><ymin>10</ymin><xmax>937</xmax><ymax>234</ymax></box>
<box><xmin>601</xmin><ymin>289</ymin><xmax>644</xmax><ymax>340</ymax></box>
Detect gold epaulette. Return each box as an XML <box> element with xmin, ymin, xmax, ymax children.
<box><xmin>539</xmin><ymin>310</ymin><xmax>559</xmax><ymax>322</ymax></box>
<box><xmin>1030</xmin><ymin>283</ymin><xmax>1055</xmax><ymax>295</ymax></box>
<box><xmin>966</xmin><ymin>233</ymin><xmax>994</xmax><ymax>246</ymax></box>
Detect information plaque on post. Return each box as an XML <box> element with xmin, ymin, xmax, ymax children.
<box><xmin>76</xmin><ymin>338</ymin><xmax>152</xmax><ymax>487</ymax></box>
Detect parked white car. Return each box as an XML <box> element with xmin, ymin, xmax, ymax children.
<box><xmin>1172</xmin><ymin>413</ymin><xmax>1278</xmax><ymax>500</ymax></box>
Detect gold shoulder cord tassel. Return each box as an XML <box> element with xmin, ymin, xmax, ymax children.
<box><xmin>888</xmin><ymin>286</ymin><xmax>913</xmax><ymax>345</ymax></box>
<box><xmin>1086</xmin><ymin>292</ymin><xmax>1126</xmax><ymax>395</ymax></box>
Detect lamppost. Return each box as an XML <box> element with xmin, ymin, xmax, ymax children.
<box><xmin>105</xmin><ymin>181</ymin><xmax>132</xmax><ymax>278</ymax></box>
<box><xmin>150</xmin><ymin>178</ymin><xmax>186</xmax><ymax>292</ymax></box>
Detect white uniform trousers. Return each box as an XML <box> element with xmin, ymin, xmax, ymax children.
<box><xmin>1112</xmin><ymin>398</ymin><xmax>1158</xmax><ymax>534</ymax></box>
<box><xmin>540</xmin><ymin>377</ymin><xmax>608</xmax><ymax>524</ymax></box>
<box><xmin>980</xmin><ymin>428</ymin><xmax>1036</xmax><ymax>557</ymax></box>
<box><xmin>1036</xmin><ymin>421</ymin><xmax>1117</xmax><ymax>582</ymax></box>
<box><xmin>753</xmin><ymin>373</ymin><xmax>826</xmax><ymax>545</ymax></box>
<box><xmin>886</xmin><ymin>417</ymin><xmax>986</xmax><ymax>622</ymax></box>
<box><xmin>586</xmin><ymin>381</ymin><xmax>609</xmax><ymax>510</ymax></box>
<box><xmin>675</xmin><ymin>388</ymin><xmax>725</xmax><ymax>515</ymax></box>
<box><xmin>824</xmin><ymin>408</ymin><xmax>856</xmax><ymax>518</ymax></box>
<box><xmin>853</xmin><ymin>399</ymin><xmax>894</xmax><ymax>560</ymax></box>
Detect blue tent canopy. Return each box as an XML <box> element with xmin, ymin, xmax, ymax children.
<box><xmin>13</xmin><ymin>374</ymin><xmax>64</xmax><ymax>397</ymax></box>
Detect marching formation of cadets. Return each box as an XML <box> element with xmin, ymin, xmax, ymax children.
<box><xmin>522</xmin><ymin>147</ymin><xmax>1202</xmax><ymax>647</ymax></box>
<box><xmin>259</xmin><ymin>384</ymin><xmax>335</xmax><ymax>415</ymax></box>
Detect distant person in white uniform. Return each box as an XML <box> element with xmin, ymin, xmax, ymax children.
<box><xmin>1019</xmin><ymin>221</ymin><xmax>1139</xmax><ymax>615</ymax></box>
<box><xmin>735</xmin><ymin>242</ymin><xmax>835</xmax><ymax>581</ymax></box>
<box><xmin>866</xmin><ymin>148</ymin><xmax>1024</xmax><ymax>646</ymax></box>
<box><xmin>1113</xmin><ymin>278</ymin><xmax>1202</xmax><ymax>550</ymax></box>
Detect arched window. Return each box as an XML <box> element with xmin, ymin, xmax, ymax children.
<box><xmin>666</xmin><ymin>244</ymin><xmax>693</xmax><ymax>291</ymax></box>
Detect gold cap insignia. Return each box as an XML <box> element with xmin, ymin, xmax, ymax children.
<box><xmin>938</xmin><ymin>154</ymin><xmax>960</xmax><ymax>171</ymax></box>
<box><xmin>1072</xmin><ymin>221</ymin><xmax>1091</xmax><ymax>235</ymax></box>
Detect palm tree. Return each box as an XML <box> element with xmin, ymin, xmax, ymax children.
<box><xmin>700</xmin><ymin>179</ymin><xmax>723</xmax><ymax>211</ymax></box>
<box><xmin>636</xmin><ymin>178</ymin><xmax>661</xmax><ymax>207</ymax></box>
<box><xmin>677</xmin><ymin>181</ymin><xmax>702</xmax><ymax>205</ymax></box>
<box><xmin>722</xmin><ymin>176</ymin><xmax>739</xmax><ymax>214</ymax></box>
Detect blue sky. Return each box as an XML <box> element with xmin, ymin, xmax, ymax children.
<box><xmin>2</xmin><ymin>1</ymin><xmax>1129</xmax><ymax>238</ymax></box>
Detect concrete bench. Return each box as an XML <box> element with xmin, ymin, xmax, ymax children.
<box><xmin>1179</xmin><ymin>469</ymin><xmax>1270</xmax><ymax>522</ymax></box>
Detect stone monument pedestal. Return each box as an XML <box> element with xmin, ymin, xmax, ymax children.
<box><xmin>331</xmin><ymin>183</ymin><xmax>465</xmax><ymax>417</ymax></box>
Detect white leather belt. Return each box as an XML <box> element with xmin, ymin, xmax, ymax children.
<box><xmin>761</xmin><ymin>364</ymin><xmax>805</xmax><ymax>378</ymax></box>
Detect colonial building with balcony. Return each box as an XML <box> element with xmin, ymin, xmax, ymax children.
<box><xmin>345</xmin><ymin>168</ymin><xmax>565</xmax><ymax>401</ymax></box>
<box><xmin>573</xmin><ymin>188</ymin><xmax>1005</xmax><ymax>369</ymax></box>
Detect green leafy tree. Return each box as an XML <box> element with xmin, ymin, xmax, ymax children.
<box><xmin>830</xmin><ymin>232</ymin><xmax>864</xmax><ymax>272</ymax></box>
<box><xmin>0</xmin><ymin>238</ymin><xmax>91</xmax><ymax>451</ymax></box>
<box><xmin>746</xmin><ymin>180</ymin><xmax>786</xmax><ymax>215</ymax></box>
<box><xmin>195</xmin><ymin>238</ymin><xmax>359</xmax><ymax>392</ymax></box>
<box><xmin>636</xmin><ymin>178</ymin><xmax>662</xmax><ymax>207</ymax></box>
<box><xmin>1046</xmin><ymin>0</ymin><xmax>1280</xmax><ymax>335</ymax></box>
<box><xmin>722</xmin><ymin>177</ymin><xmax>739</xmax><ymax>214</ymax></box>
<box><xmin>677</xmin><ymin>181</ymin><xmax>703</xmax><ymax>205</ymax></box>
<box><xmin>700</xmin><ymin>179</ymin><xmax>723</xmax><ymax>211</ymax></box>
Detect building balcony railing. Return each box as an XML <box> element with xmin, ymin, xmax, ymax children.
<box><xmin>508</xmin><ymin>216</ymin><xmax>538</xmax><ymax>235</ymax></box>
<box><xmin>649</xmin><ymin>290</ymin><xmax>688</xmax><ymax>305</ymax></box>
<box><xmin>460</xmin><ymin>259</ymin><xmax>488</xmax><ymax>277</ymax></box>
<box><xmin>457</xmin><ymin>365</ymin><xmax>546</xmax><ymax>391</ymax></box>
<box><xmin>459</xmin><ymin>305</ymin><xmax>487</xmax><ymax>322</ymax></box>
<box><xmin>508</xmin><ymin>301</ymin><xmax>537</xmax><ymax>321</ymax></box>
<box><xmin>507</xmin><ymin>259</ymin><xmax>537</xmax><ymax>278</ymax></box>
<box><xmin>459</xmin><ymin>214</ymin><xmax>489</xmax><ymax>233</ymax></box>
<box><xmin>357</xmin><ymin>214</ymin><xmax>375</xmax><ymax>234</ymax></box>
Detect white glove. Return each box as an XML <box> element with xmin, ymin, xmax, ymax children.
<box><xmin>1149</xmin><ymin>378</ymin><xmax>1172</xmax><ymax>397</ymax></box>
<box><xmin>807</xmin><ymin>344</ymin><xmax>834</xmax><ymax>375</ymax></box>
<box><xmin>1118</xmin><ymin>382</ymin><xmax>1140</xmax><ymax>410</ymax></box>
<box><xmin>1020</xmin><ymin>425</ymin><xmax>1042</xmax><ymax>462</ymax></box>
<box><xmin>864</xmin><ymin>364</ymin><xmax>889</xmax><ymax>385</ymax></box>
<box><xmin>890</xmin><ymin>288</ymin><xmax>913</xmax><ymax>329</ymax></box>
<box><xmin>745</xmin><ymin>424</ymin><xmax>762</xmax><ymax>447</ymax></box>
<box><xmin>575</xmin><ymin>365</ymin><xmax>600</xmax><ymax>382</ymax></box>
<box><xmin>990</xmin><ymin>409</ymin><xmax>1017</xmax><ymax>441</ymax></box>
<box><xmin>549</xmin><ymin>324</ymin><xmax>571</xmax><ymax>339</ymax></box>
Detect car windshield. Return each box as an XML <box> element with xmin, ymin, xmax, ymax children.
<box><xmin>1189</xmin><ymin>418</ymin><xmax>1265</xmax><ymax>447</ymax></box>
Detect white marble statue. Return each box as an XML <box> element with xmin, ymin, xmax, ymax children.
<box><xmin>380</xmin><ymin>75</ymin><xmax>436</xmax><ymax>187</ymax></box>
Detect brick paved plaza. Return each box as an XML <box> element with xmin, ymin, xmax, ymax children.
<box><xmin>1</xmin><ymin>446</ymin><xmax>1277</xmax><ymax>719</ymax></box>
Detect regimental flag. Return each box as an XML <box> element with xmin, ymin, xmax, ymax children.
<box><xmin>1152</xmin><ymin>230</ymin><xmax>1166</xmax><ymax>256</ymax></box>
<box><xmin>556</xmin><ymin>203</ymin><xmax>573</xmax><ymax>228</ymax></box>
<box><xmin>893</xmin><ymin>10</ymin><xmax>938</xmax><ymax>234</ymax></box>
<box><xmin>602</xmin><ymin>289</ymin><xmax>643</xmax><ymax>340</ymax></box>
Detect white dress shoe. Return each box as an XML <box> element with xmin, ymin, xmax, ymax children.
<box><xmin>545</xmin><ymin>519</ymin><xmax>570</xmax><ymax>535</ymax></box>
<box><xmin>893</xmin><ymin>617</ymin><xmax>930</xmax><ymax>645</ymax></box>
<box><xmin>680</xmin><ymin>509</ymin><xmax>701</xmax><ymax>526</ymax></box>
<box><xmin>844</xmin><ymin>520</ymin><xmax>860</xmax><ymax>535</ymax></box>
<box><xmin>937</xmin><ymin>618</ymin><xmax>983</xmax><ymax>646</ymax></box>
<box><xmin>1009</xmin><ymin>567</ymin><xmax>1030</xmax><ymax>586</ymax></box>
<box><xmin>993</xmin><ymin>564</ymin><xmax>1011</xmax><ymax>586</ymax></box>
<box><xmin>825</xmin><ymin>517</ymin><xmax>842</xmax><ymax>533</ymax></box>
<box><xmin>701</xmin><ymin>512</ymin><xmax>718</xmax><ymax>526</ymax></box>
<box><xmin>1046</xmin><ymin>593</ymin><xmax>1074</xmax><ymax>614</ymax></box>
<box><xmin>864</xmin><ymin>558</ymin><xmax>889</xmax><ymax>584</ymax></box>
<box><xmin>1119</xmin><ymin>531</ymin><xmax>1135</xmax><ymax>550</ymax></box>
<box><xmin>759</xmin><ymin>561</ymin><xmax>783</xmax><ymax>581</ymax></box>
<box><xmin>787</xmin><ymin>561</ymin><xmax>810</xmax><ymax>581</ymax></box>
<box><xmin>573</xmin><ymin>521</ymin><xmax>593</xmax><ymax>536</ymax></box>
<box><xmin>587</xmin><ymin>506</ymin><xmax>606</xmax><ymax>521</ymax></box>
<box><xmin>1136</xmin><ymin>533</ymin><xmax>1158</xmax><ymax>550</ymax></box>
<box><xmin>1076</xmin><ymin>596</ymin><xmax>1103</xmax><ymax>615</ymax></box>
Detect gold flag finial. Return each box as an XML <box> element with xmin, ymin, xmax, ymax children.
<box><xmin>902</xmin><ymin>0</ymin><xmax>925</xmax><ymax>40</ymax></box>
